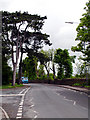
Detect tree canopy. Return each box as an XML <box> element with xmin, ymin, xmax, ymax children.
<box><xmin>2</xmin><ymin>11</ymin><xmax>51</xmax><ymax>86</ymax></box>
<box><xmin>54</xmin><ymin>48</ymin><xmax>74</xmax><ymax>79</ymax></box>
<box><xmin>71</xmin><ymin>1</ymin><xmax>90</xmax><ymax>63</ymax></box>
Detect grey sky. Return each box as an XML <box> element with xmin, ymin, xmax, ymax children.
<box><xmin>0</xmin><ymin>0</ymin><xmax>88</xmax><ymax>74</ymax></box>
<box><xmin>0</xmin><ymin>0</ymin><xmax>87</xmax><ymax>50</ymax></box>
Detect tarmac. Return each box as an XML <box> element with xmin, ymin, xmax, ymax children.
<box><xmin>0</xmin><ymin>84</ymin><xmax>90</xmax><ymax>119</ymax></box>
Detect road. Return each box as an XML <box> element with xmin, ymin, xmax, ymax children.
<box><xmin>0</xmin><ymin>83</ymin><xmax>89</xmax><ymax>119</ymax></box>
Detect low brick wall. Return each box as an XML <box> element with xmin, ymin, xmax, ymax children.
<box><xmin>28</xmin><ymin>78</ymin><xmax>87</xmax><ymax>86</ymax></box>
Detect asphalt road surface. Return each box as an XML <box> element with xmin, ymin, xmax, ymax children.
<box><xmin>0</xmin><ymin>83</ymin><xmax>89</xmax><ymax>119</ymax></box>
<box><xmin>23</xmin><ymin>83</ymin><xmax>88</xmax><ymax>118</ymax></box>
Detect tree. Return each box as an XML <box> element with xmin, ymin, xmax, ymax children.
<box><xmin>39</xmin><ymin>50</ymin><xmax>51</xmax><ymax>78</ymax></box>
<box><xmin>22</xmin><ymin>56</ymin><xmax>38</xmax><ymax>80</ymax></box>
<box><xmin>54</xmin><ymin>48</ymin><xmax>73</xmax><ymax>79</ymax></box>
<box><xmin>2</xmin><ymin>32</ymin><xmax>12</xmax><ymax>85</ymax></box>
<box><xmin>2</xmin><ymin>55</ymin><xmax>12</xmax><ymax>85</ymax></box>
<box><xmin>71</xmin><ymin>1</ymin><xmax>90</xmax><ymax>63</ymax></box>
<box><xmin>38</xmin><ymin>64</ymin><xmax>45</xmax><ymax>79</ymax></box>
<box><xmin>2</xmin><ymin>11</ymin><xmax>51</xmax><ymax>86</ymax></box>
<box><xmin>48</xmin><ymin>49</ymin><xmax>56</xmax><ymax>79</ymax></box>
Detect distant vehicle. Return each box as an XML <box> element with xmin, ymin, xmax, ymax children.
<box><xmin>22</xmin><ymin>77</ymin><xmax>28</xmax><ymax>83</ymax></box>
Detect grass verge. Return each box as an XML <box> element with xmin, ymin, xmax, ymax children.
<box><xmin>0</xmin><ymin>83</ymin><xmax>24</xmax><ymax>89</ymax></box>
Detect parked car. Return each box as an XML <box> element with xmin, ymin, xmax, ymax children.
<box><xmin>22</xmin><ymin>77</ymin><xmax>28</xmax><ymax>83</ymax></box>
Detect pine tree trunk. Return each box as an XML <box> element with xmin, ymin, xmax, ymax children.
<box><xmin>18</xmin><ymin>49</ymin><xmax>23</xmax><ymax>84</ymax></box>
<box><xmin>53</xmin><ymin>63</ymin><xmax>55</xmax><ymax>79</ymax></box>
<box><xmin>12</xmin><ymin>64</ymin><xmax>17</xmax><ymax>86</ymax></box>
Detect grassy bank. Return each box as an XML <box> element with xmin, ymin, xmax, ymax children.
<box><xmin>0</xmin><ymin>83</ymin><xmax>24</xmax><ymax>89</ymax></box>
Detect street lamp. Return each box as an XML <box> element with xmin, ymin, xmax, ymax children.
<box><xmin>65</xmin><ymin>22</ymin><xmax>79</xmax><ymax>24</ymax></box>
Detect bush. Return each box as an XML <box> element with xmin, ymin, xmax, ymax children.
<box><xmin>73</xmin><ymin>83</ymin><xmax>82</xmax><ymax>86</ymax></box>
<box><xmin>49</xmin><ymin>73</ymin><xmax>54</xmax><ymax>81</ymax></box>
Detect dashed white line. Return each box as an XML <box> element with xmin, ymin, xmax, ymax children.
<box><xmin>73</xmin><ymin>101</ymin><xmax>76</xmax><ymax>105</ymax></box>
<box><xmin>64</xmin><ymin>99</ymin><xmax>73</xmax><ymax>102</ymax></box>
<box><xmin>16</xmin><ymin>87</ymin><xmax>31</xmax><ymax>119</ymax></box>
<box><xmin>16</xmin><ymin>116</ymin><xmax>21</xmax><ymax>119</ymax></box>
<box><xmin>30</xmin><ymin>104</ymin><xmax>34</xmax><ymax>108</ymax></box>
<box><xmin>34</xmin><ymin>115</ymin><xmax>38</xmax><ymax>118</ymax></box>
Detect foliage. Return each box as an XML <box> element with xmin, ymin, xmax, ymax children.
<box><xmin>22</xmin><ymin>56</ymin><xmax>38</xmax><ymax>80</ymax></box>
<box><xmin>2</xmin><ymin>11</ymin><xmax>51</xmax><ymax>86</ymax></box>
<box><xmin>38</xmin><ymin>64</ymin><xmax>45</xmax><ymax>78</ymax></box>
<box><xmin>72</xmin><ymin>83</ymin><xmax>82</xmax><ymax>86</ymax></box>
<box><xmin>54</xmin><ymin>48</ymin><xmax>74</xmax><ymax>79</ymax></box>
<box><xmin>71</xmin><ymin>1</ymin><xmax>90</xmax><ymax>63</ymax></box>
<box><xmin>2</xmin><ymin>55</ymin><xmax>13</xmax><ymax>85</ymax></box>
<box><xmin>48</xmin><ymin>73</ymin><xmax>54</xmax><ymax>80</ymax></box>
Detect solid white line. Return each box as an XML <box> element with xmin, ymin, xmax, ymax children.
<box><xmin>19</xmin><ymin>88</ymin><xmax>27</xmax><ymax>94</ymax></box>
<box><xmin>23</xmin><ymin>88</ymin><xmax>30</xmax><ymax>95</ymax></box>
<box><xmin>0</xmin><ymin>106</ymin><xmax>10</xmax><ymax>119</ymax></box>
<box><xmin>0</xmin><ymin>94</ymin><xmax>24</xmax><ymax>97</ymax></box>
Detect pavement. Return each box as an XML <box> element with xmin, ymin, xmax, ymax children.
<box><xmin>58</xmin><ymin>85</ymin><xmax>90</xmax><ymax>94</ymax></box>
<box><xmin>44</xmin><ymin>83</ymin><xmax>90</xmax><ymax>94</ymax></box>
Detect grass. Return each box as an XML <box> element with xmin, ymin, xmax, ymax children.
<box><xmin>0</xmin><ymin>83</ymin><xmax>24</xmax><ymax>89</ymax></box>
<box><xmin>72</xmin><ymin>83</ymin><xmax>90</xmax><ymax>88</ymax></box>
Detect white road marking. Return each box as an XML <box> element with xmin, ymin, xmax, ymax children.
<box><xmin>19</xmin><ymin>88</ymin><xmax>27</xmax><ymax>94</ymax></box>
<box><xmin>64</xmin><ymin>98</ymin><xmax>73</xmax><ymax>102</ymax></box>
<box><xmin>34</xmin><ymin>115</ymin><xmax>38</xmax><ymax>118</ymax></box>
<box><xmin>16</xmin><ymin>116</ymin><xmax>21</xmax><ymax>119</ymax></box>
<box><xmin>18</xmin><ymin>110</ymin><xmax>22</xmax><ymax>113</ymax></box>
<box><xmin>16</xmin><ymin>87</ymin><xmax>31</xmax><ymax>119</ymax></box>
<box><xmin>30</xmin><ymin>104</ymin><xmax>34</xmax><ymax>108</ymax></box>
<box><xmin>17</xmin><ymin>112</ymin><xmax>22</xmax><ymax>116</ymax></box>
<box><xmin>18</xmin><ymin>108</ymin><xmax>22</xmax><ymax>110</ymax></box>
<box><xmin>0</xmin><ymin>106</ymin><xmax>10</xmax><ymax>119</ymax></box>
<box><xmin>0</xmin><ymin>94</ymin><xmax>24</xmax><ymax>97</ymax></box>
<box><xmin>73</xmin><ymin>101</ymin><xmax>76</xmax><ymax>105</ymax></box>
<box><xmin>56</xmin><ymin>93</ymin><xmax>60</xmax><ymax>95</ymax></box>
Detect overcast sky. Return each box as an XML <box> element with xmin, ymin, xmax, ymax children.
<box><xmin>0</xmin><ymin>0</ymin><xmax>88</xmax><ymax>74</ymax></box>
